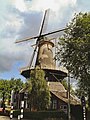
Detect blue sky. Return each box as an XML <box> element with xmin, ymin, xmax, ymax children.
<box><xmin>0</xmin><ymin>0</ymin><xmax>90</xmax><ymax>83</ymax></box>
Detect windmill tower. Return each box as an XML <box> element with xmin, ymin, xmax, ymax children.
<box><xmin>16</xmin><ymin>9</ymin><xmax>68</xmax><ymax>81</ymax></box>
<box><xmin>35</xmin><ymin>37</ymin><xmax>56</xmax><ymax>69</ymax></box>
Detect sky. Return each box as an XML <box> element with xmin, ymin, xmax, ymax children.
<box><xmin>0</xmin><ymin>0</ymin><xmax>90</xmax><ymax>84</ymax></box>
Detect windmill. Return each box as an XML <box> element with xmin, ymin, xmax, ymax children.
<box><xmin>16</xmin><ymin>9</ymin><xmax>68</xmax><ymax>81</ymax></box>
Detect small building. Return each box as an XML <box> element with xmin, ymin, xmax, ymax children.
<box><xmin>18</xmin><ymin>81</ymin><xmax>80</xmax><ymax>113</ymax></box>
<box><xmin>48</xmin><ymin>82</ymin><xmax>80</xmax><ymax>113</ymax></box>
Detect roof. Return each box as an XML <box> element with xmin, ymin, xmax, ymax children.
<box><xmin>48</xmin><ymin>82</ymin><xmax>66</xmax><ymax>92</ymax></box>
<box><xmin>19</xmin><ymin>87</ymin><xmax>28</xmax><ymax>93</ymax></box>
<box><xmin>19</xmin><ymin>81</ymin><xmax>80</xmax><ymax>105</ymax></box>
<box><xmin>48</xmin><ymin>82</ymin><xmax>80</xmax><ymax>105</ymax></box>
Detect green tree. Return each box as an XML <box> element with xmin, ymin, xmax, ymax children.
<box><xmin>8</xmin><ymin>78</ymin><xmax>24</xmax><ymax>102</ymax></box>
<box><xmin>0</xmin><ymin>78</ymin><xmax>24</xmax><ymax>105</ymax></box>
<box><xmin>9</xmin><ymin>78</ymin><xmax>24</xmax><ymax>91</ymax></box>
<box><xmin>0</xmin><ymin>79</ymin><xmax>9</xmax><ymax>103</ymax></box>
<box><xmin>27</xmin><ymin>67</ymin><xmax>51</xmax><ymax>111</ymax></box>
<box><xmin>56</xmin><ymin>12</ymin><xmax>90</xmax><ymax>106</ymax></box>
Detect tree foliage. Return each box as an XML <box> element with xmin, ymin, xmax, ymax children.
<box><xmin>27</xmin><ymin>67</ymin><xmax>51</xmax><ymax>111</ymax></box>
<box><xmin>0</xmin><ymin>78</ymin><xmax>24</xmax><ymax>103</ymax></box>
<box><xmin>0</xmin><ymin>79</ymin><xmax>9</xmax><ymax>99</ymax></box>
<box><xmin>56</xmin><ymin>12</ymin><xmax>90</xmax><ymax>105</ymax></box>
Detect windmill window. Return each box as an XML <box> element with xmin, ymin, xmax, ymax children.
<box><xmin>52</xmin><ymin>99</ymin><xmax>57</xmax><ymax>109</ymax></box>
<box><xmin>64</xmin><ymin>105</ymin><xmax>67</xmax><ymax>109</ymax></box>
<box><xmin>60</xmin><ymin>105</ymin><xmax>67</xmax><ymax>113</ymax></box>
<box><xmin>46</xmin><ymin>77</ymin><xmax>48</xmax><ymax>81</ymax></box>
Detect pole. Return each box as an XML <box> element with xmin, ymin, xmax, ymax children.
<box><xmin>68</xmin><ymin>73</ymin><xmax>71</xmax><ymax>120</ymax></box>
<box><xmin>10</xmin><ymin>103</ymin><xmax>14</xmax><ymax>119</ymax></box>
<box><xmin>18</xmin><ymin>100</ymin><xmax>24</xmax><ymax>120</ymax></box>
<box><xmin>2</xmin><ymin>91</ymin><xmax>5</xmax><ymax>113</ymax></box>
<box><xmin>21</xmin><ymin>101</ymin><xmax>24</xmax><ymax>119</ymax></box>
<box><xmin>81</xmin><ymin>96</ymin><xmax>86</xmax><ymax>120</ymax></box>
<box><xmin>10</xmin><ymin>90</ymin><xmax>14</xmax><ymax>119</ymax></box>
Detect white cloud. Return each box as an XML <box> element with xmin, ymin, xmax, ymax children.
<box><xmin>0</xmin><ymin>1</ymin><xmax>32</xmax><ymax>73</ymax></box>
<box><xmin>27</xmin><ymin>0</ymin><xmax>76</xmax><ymax>25</ymax></box>
<box><xmin>0</xmin><ymin>0</ymin><xmax>77</xmax><ymax>73</ymax></box>
<box><xmin>6</xmin><ymin>16</ymin><xmax>23</xmax><ymax>31</ymax></box>
<box><xmin>0</xmin><ymin>0</ymin><xmax>89</xmax><ymax>76</ymax></box>
<box><xmin>24</xmin><ymin>0</ymin><xmax>77</xmax><ymax>32</ymax></box>
<box><xmin>11</xmin><ymin>0</ymin><xmax>28</xmax><ymax>12</ymax></box>
<box><xmin>28</xmin><ymin>0</ymin><xmax>77</xmax><ymax>11</ymax></box>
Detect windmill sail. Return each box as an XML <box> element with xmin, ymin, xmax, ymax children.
<box><xmin>15</xmin><ymin>9</ymin><xmax>69</xmax><ymax>70</ymax></box>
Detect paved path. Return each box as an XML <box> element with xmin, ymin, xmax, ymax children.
<box><xmin>0</xmin><ymin>116</ymin><xmax>29</xmax><ymax>120</ymax></box>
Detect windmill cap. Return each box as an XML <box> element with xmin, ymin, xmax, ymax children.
<box><xmin>39</xmin><ymin>39</ymin><xmax>54</xmax><ymax>47</ymax></box>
